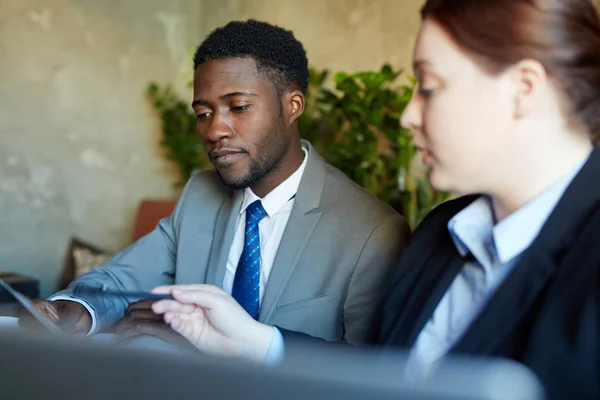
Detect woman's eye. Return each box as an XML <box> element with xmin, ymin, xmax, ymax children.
<box><xmin>418</xmin><ymin>88</ymin><xmax>435</xmax><ymax>97</ymax></box>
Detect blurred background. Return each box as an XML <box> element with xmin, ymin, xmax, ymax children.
<box><xmin>1</xmin><ymin>0</ymin><xmax>599</xmax><ymax>298</ymax></box>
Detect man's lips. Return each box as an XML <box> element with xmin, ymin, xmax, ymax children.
<box><xmin>209</xmin><ymin>149</ymin><xmax>246</xmax><ymax>160</ymax></box>
<box><xmin>209</xmin><ymin>149</ymin><xmax>248</xmax><ymax>166</ymax></box>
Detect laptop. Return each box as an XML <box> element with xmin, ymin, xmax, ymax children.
<box><xmin>0</xmin><ymin>328</ymin><xmax>545</xmax><ymax>400</ymax></box>
<box><xmin>0</xmin><ymin>278</ymin><xmax>64</xmax><ymax>334</ymax></box>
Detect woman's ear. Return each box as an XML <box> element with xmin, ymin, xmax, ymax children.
<box><xmin>510</xmin><ymin>59</ymin><xmax>548</xmax><ymax>119</ymax></box>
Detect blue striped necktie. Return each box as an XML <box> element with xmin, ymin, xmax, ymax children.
<box><xmin>232</xmin><ymin>200</ymin><xmax>267</xmax><ymax>320</ymax></box>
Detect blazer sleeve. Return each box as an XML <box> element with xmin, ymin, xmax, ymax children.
<box><xmin>51</xmin><ymin>174</ymin><xmax>197</xmax><ymax>331</ymax></box>
<box><xmin>342</xmin><ymin>213</ymin><xmax>411</xmax><ymax>345</ymax></box>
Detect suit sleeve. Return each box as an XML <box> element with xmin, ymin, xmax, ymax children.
<box><xmin>342</xmin><ymin>213</ymin><xmax>411</xmax><ymax>345</ymax></box>
<box><xmin>51</xmin><ymin>174</ymin><xmax>197</xmax><ymax>332</ymax></box>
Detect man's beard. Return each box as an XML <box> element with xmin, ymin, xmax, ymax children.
<box><xmin>219</xmin><ymin>118</ymin><xmax>289</xmax><ymax>191</ymax></box>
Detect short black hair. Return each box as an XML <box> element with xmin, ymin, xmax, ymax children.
<box><xmin>193</xmin><ymin>19</ymin><xmax>309</xmax><ymax>94</ymax></box>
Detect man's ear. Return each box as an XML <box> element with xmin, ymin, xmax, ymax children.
<box><xmin>282</xmin><ymin>90</ymin><xmax>305</xmax><ymax>125</ymax></box>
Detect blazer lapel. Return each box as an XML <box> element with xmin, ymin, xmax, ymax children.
<box><xmin>405</xmin><ymin>253</ymin><xmax>464</xmax><ymax>347</ymax></box>
<box><xmin>450</xmin><ymin>247</ymin><xmax>556</xmax><ymax>354</ymax></box>
<box><xmin>259</xmin><ymin>141</ymin><xmax>326</xmax><ymax>322</ymax></box>
<box><xmin>384</xmin><ymin>245</ymin><xmax>464</xmax><ymax>347</ymax></box>
<box><xmin>205</xmin><ymin>190</ymin><xmax>243</xmax><ymax>287</ymax></box>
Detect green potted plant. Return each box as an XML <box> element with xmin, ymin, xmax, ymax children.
<box><xmin>299</xmin><ymin>64</ymin><xmax>448</xmax><ymax>227</ymax></box>
<box><xmin>147</xmin><ymin>82</ymin><xmax>212</xmax><ymax>188</ymax></box>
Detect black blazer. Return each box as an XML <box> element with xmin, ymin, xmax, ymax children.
<box><xmin>378</xmin><ymin>148</ymin><xmax>600</xmax><ymax>399</ymax></box>
<box><xmin>283</xmin><ymin>148</ymin><xmax>600</xmax><ymax>399</ymax></box>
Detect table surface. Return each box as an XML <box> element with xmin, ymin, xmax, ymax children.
<box><xmin>0</xmin><ymin>303</ymin><xmax>21</xmax><ymax>317</ymax></box>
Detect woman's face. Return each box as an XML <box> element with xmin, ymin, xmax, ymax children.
<box><xmin>401</xmin><ymin>19</ymin><xmax>517</xmax><ymax>195</ymax></box>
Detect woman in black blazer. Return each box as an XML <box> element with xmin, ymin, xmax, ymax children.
<box><xmin>151</xmin><ymin>0</ymin><xmax>600</xmax><ymax>398</ymax></box>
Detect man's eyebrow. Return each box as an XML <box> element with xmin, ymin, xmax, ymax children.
<box><xmin>191</xmin><ymin>91</ymin><xmax>257</xmax><ymax>108</ymax></box>
<box><xmin>221</xmin><ymin>91</ymin><xmax>257</xmax><ymax>99</ymax></box>
<box><xmin>191</xmin><ymin>99</ymin><xmax>209</xmax><ymax>108</ymax></box>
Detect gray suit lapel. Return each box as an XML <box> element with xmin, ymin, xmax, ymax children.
<box><xmin>259</xmin><ymin>141</ymin><xmax>326</xmax><ymax>322</ymax></box>
<box><xmin>205</xmin><ymin>190</ymin><xmax>243</xmax><ymax>287</ymax></box>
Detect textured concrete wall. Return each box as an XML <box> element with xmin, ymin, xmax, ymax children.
<box><xmin>198</xmin><ymin>0</ymin><xmax>423</xmax><ymax>75</ymax></box>
<box><xmin>0</xmin><ymin>0</ymin><xmax>203</xmax><ymax>296</ymax></box>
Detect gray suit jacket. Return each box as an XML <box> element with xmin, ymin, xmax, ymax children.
<box><xmin>57</xmin><ymin>141</ymin><xmax>410</xmax><ymax>345</ymax></box>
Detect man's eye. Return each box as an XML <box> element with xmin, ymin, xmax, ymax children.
<box><xmin>231</xmin><ymin>104</ymin><xmax>251</xmax><ymax>112</ymax></box>
<box><xmin>196</xmin><ymin>112</ymin><xmax>211</xmax><ymax>120</ymax></box>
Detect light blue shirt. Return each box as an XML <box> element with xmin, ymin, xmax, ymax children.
<box><xmin>266</xmin><ymin>156</ymin><xmax>587</xmax><ymax>369</ymax></box>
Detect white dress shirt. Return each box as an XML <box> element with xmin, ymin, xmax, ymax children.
<box><xmin>222</xmin><ymin>147</ymin><xmax>308</xmax><ymax>303</ymax></box>
<box><xmin>51</xmin><ymin>146</ymin><xmax>308</xmax><ymax>334</ymax></box>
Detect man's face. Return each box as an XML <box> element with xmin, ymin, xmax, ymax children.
<box><xmin>192</xmin><ymin>58</ymin><xmax>290</xmax><ymax>190</ymax></box>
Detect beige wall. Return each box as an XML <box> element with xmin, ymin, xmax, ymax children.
<box><xmin>0</xmin><ymin>0</ymin><xmax>203</xmax><ymax>296</ymax></box>
<box><xmin>199</xmin><ymin>0</ymin><xmax>424</xmax><ymax>75</ymax></box>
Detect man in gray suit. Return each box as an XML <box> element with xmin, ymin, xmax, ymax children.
<box><xmin>29</xmin><ymin>20</ymin><xmax>410</xmax><ymax>346</ymax></box>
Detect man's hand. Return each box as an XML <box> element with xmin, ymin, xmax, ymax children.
<box><xmin>19</xmin><ymin>300</ymin><xmax>92</xmax><ymax>335</ymax></box>
<box><xmin>151</xmin><ymin>285</ymin><xmax>274</xmax><ymax>363</ymax></box>
<box><xmin>112</xmin><ymin>299</ymin><xmax>194</xmax><ymax>348</ymax></box>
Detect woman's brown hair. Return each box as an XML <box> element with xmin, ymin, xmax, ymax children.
<box><xmin>421</xmin><ymin>0</ymin><xmax>600</xmax><ymax>143</ymax></box>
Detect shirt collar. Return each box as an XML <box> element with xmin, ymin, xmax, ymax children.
<box><xmin>447</xmin><ymin>197</ymin><xmax>494</xmax><ymax>259</ymax></box>
<box><xmin>240</xmin><ymin>145</ymin><xmax>309</xmax><ymax>217</ymax></box>
<box><xmin>448</xmin><ymin>155</ymin><xmax>589</xmax><ymax>265</ymax></box>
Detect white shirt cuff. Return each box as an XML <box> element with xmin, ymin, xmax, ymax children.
<box><xmin>47</xmin><ymin>294</ymin><xmax>98</xmax><ymax>335</ymax></box>
<box><xmin>264</xmin><ymin>327</ymin><xmax>285</xmax><ymax>366</ymax></box>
